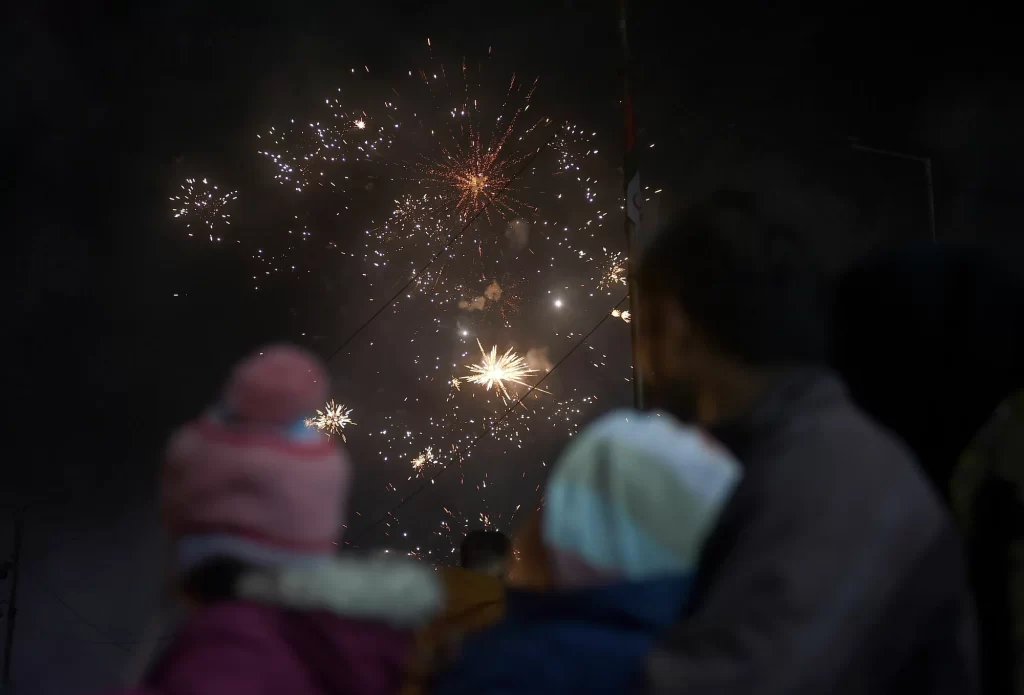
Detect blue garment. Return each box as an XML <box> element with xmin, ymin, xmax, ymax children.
<box><xmin>433</xmin><ymin>577</ymin><xmax>692</xmax><ymax>695</ymax></box>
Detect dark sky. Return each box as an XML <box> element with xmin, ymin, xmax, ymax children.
<box><xmin>8</xmin><ymin>1</ymin><xmax>1024</xmax><ymax>692</ymax></box>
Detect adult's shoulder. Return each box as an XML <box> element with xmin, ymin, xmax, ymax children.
<box><xmin>735</xmin><ymin>370</ymin><xmax>950</xmax><ymax>542</ymax></box>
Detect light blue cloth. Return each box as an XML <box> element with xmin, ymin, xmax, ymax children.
<box><xmin>543</xmin><ymin>409</ymin><xmax>742</xmax><ymax>584</ymax></box>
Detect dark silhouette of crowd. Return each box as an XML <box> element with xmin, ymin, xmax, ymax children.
<box><xmin>97</xmin><ymin>185</ymin><xmax>1021</xmax><ymax>695</ymax></box>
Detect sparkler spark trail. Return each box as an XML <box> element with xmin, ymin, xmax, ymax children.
<box><xmin>306</xmin><ymin>399</ymin><xmax>355</xmax><ymax>441</ymax></box>
<box><xmin>170</xmin><ymin>178</ymin><xmax>237</xmax><ymax>237</ymax></box>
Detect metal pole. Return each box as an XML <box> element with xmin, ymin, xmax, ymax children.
<box><xmin>923</xmin><ymin>158</ymin><xmax>936</xmax><ymax>242</ymax></box>
<box><xmin>850</xmin><ymin>142</ymin><xmax>936</xmax><ymax>242</ymax></box>
<box><xmin>620</xmin><ymin>0</ymin><xmax>645</xmax><ymax>409</ymax></box>
<box><xmin>3</xmin><ymin>514</ymin><xmax>23</xmax><ymax>686</ymax></box>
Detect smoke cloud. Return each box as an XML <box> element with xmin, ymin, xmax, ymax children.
<box><xmin>458</xmin><ymin>295</ymin><xmax>487</xmax><ymax>311</ymax></box>
<box><xmin>525</xmin><ymin>346</ymin><xmax>553</xmax><ymax>373</ymax></box>
<box><xmin>459</xmin><ymin>280</ymin><xmax>503</xmax><ymax>311</ymax></box>
<box><xmin>505</xmin><ymin>219</ymin><xmax>530</xmax><ymax>250</ymax></box>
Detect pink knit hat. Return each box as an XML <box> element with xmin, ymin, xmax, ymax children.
<box><xmin>162</xmin><ymin>345</ymin><xmax>350</xmax><ymax>564</ymax></box>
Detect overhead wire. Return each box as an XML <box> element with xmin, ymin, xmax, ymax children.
<box><xmin>348</xmin><ymin>294</ymin><xmax>629</xmax><ymax>542</ymax></box>
<box><xmin>324</xmin><ymin>131</ymin><xmax>559</xmax><ymax>365</ymax></box>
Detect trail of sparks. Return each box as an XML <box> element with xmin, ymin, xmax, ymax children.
<box><xmin>178</xmin><ymin>46</ymin><xmax>669</xmax><ymax>564</ymax></box>
<box><xmin>465</xmin><ymin>339</ymin><xmax>546</xmax><ymax>407</ymax></box>
<box><xmin>306</xmin><ymin>399</ymin><xmax>355</xmax><ymax>441</ymax></box>
<box><xmin>170</xmin><ymin>178</ymin><xmax>237</xmax><ymax>239</ymax></box>
<box><xmin>595</xmin><ymin>249</ymin><xmax>628</xmax><ymax>291</ymax></box>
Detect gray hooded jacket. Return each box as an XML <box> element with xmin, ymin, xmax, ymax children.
<box><xmin>648</xmin><ymin>369</ymin><xmax>977</xmax><ymax>694</ymax></box>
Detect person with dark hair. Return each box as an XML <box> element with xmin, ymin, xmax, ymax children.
<box><xmin>831</xmin><ymin>242</ymin><xmax>1024</xmax><ymax>695</ymax></box>
<box><xmin>638</xmin><ymin>190</ymin><xmax>977</xmax><ymax>694</ymax></box>
<box><xmin>402</xmin><ymin>530</ymin><xmax>510</xmax><ymax>694</ymax></box>
<box><xmin>459</xmin><ymin>530</ymin><xmax>511</xmax><ymax>575</ymax></box>
<box><xmin>955</xmin><ymin>389</ymin><xmax>1024</xmax><ymax>695</ymax></box>
<box><xmin>101</xmin><ymin>346</ymin><xmax>442</xmax><ymax>695</ymax></box>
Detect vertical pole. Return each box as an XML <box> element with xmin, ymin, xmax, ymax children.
<box><xmin>2</xmin><ymin>514</ymin><xmax>23</xmax><ymax>686</ymax></box>
<box><xmin>850</xmin><ymin>142</ymin><xmax>936</xmax><ymax>242</ymax></box>
<box><xmin>619</xmin><ymin>0</ymin><xmax>645</xmax><ymax>409</ymax></box>
<box><xmin>923</xmin><ymin>158</ymin><xmax>936</xmax><ymax>242</ymax></box>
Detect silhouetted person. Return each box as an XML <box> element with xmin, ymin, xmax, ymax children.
<box><xmin>638</xmin><ymin>190</ymin><xmax>977</xmax><ymax>694</ymax></box>
<box><xmin>403</xmin><ymin>531</ymin><xmax>510</xmax><ymax>694</ymax></box>
<box><xmin>956</xmin><ymin>389</ymin><xmax>1024</xmax><ymax>695</ymax></box>
<box><xmin>459</xmin><ymin>531</ymin><xmax>511</xmax><ymax>576</ymax></box>
<box><xmin>831</xmin><ymin>242</ymin><xmax>1024</xmax><ymax>695</ymax></box>
<box><xmin>831</xmin><ymin>242</ymin><xmax>1023</xmax><ymax>504</ymax></box>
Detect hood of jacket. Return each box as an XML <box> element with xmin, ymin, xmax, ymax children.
<box><xmin>434</xmin><ymin>576</ymin><xmax>692</xmax><ymax>695</ymax></box>
<box><xmin>237</xmin><ymin>555</ymin><xmax>444</xmax><ymax>628</ymax></box>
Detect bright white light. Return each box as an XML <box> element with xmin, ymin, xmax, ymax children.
<box><xmin>554</xmin><ymin>299</ymin><xmax>563</xmax><ymax>308</ymax></box>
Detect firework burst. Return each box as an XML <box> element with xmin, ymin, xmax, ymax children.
<box><xmin>411</xmin><ymin>446</ymin><xmax>435</xmax><ymax>474</ymax></box>
<box><xmin>170</xmin><ymin>178</ymin><xmax>237</xmax><ymax>237</ymax></box>
<box><xmin>412</xmin><ymin>68</ymin><xmax>541</xmax><ymax>225</ymax></box>
<box><xmin>542</xmin><ymin>396</ymin><xmax>596</xmax><ymax>437</ymax></box>
<box><xmin>373</xmin><ymin>194</ymin><xmax>452</xmax><ymax>250</ymax></box>
<box><xmin>257</xmin><ymin>106</ymin><xmax>394</xmax><ymax>192</ymax></box>
<box><xmin>465</xmin><ymin>339</ymin><xmax>542</xmax><ymax>407</ymax></box>
<box><xmin>595</xmin><ymin>249</ymin><xmax>627</xmax><ymax>291</ymax></box>
<box><xmin>306</xmin><ymin>399</ymin><xmax>355</xmax><ymax>441</ymax></box>
<box><xmin>220</xmin><ymin>49</ymin><xmax>646</xmax><ymax>561</ymax></box>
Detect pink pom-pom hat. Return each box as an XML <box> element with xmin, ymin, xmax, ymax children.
<box><xmin>162</xmin><ymin>345</ymin><xmax>350</xmax><ymax>570</ymax></box>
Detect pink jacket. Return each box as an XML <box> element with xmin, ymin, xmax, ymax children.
<box><xmin>105</xmin><ymin>558</ymin><xmax>443</xmax><ymax>695</ymax></box>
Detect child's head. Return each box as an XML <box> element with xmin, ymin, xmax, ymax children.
<box><xmin>459</xmin><ymin>530</ymin><xmax>511</xmax><ymax>577</ymax></box>
<box><xmin>162</xmin><ymin>345</ymin><xmax>351</xmax><ymax>586</ymax></box>
<box><xmin>541</xmin><ymin>410</ymin><xmax>742</xmax><ymax>588</ymax></box>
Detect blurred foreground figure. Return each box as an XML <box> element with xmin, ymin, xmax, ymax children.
<box><xmin>832</xmin><ymin>243</ymin><xmax>1023</xmax><ymax>695</ymax></box>
<box><xmin>433</xmin><ymin>410</ymin><xmax>742</xmax><ymax>694</ymax></box>
<box><xmin>957</xmin><ymin>390</ymin><xmax>1024</xmax><ymax>695</ymax></box>
<box><xmin>459</xmin><ymin>530</ymin><xmax>512</xmax><ymax>576</ymax></box>
<box><xmin>831</xmin><ymin>243</ymin><xmax>1022</xmax><ymax>504</ymax></box>
<box><xmin>104</xmin><ymin>346</ymin><xmax>442</xmax><ymax>695</ymax></box>
<box><xmin>505</xmin><ymin>511</ymin><xmax>552</xmax><ymax>590</ymax></box>
<box><xmin>639</xmin><ymin>191</ymin><xmax>977</xmax><ymax>694</ymax></box>
<box><xmin>404</xmin><ymin>531</ymin><xmax>510</xmax><ymax>694</ymax></box>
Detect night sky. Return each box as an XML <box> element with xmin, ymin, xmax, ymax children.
<box><xmin>8</xmin><ymin>1</ymin><xmax>1024</xmax><ymax>692</ymax></box>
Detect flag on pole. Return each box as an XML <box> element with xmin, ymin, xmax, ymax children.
<box><xmin>620</xmin><ymin>0</ymin><xmax>645</xmax><ymax>409</ymax></box>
